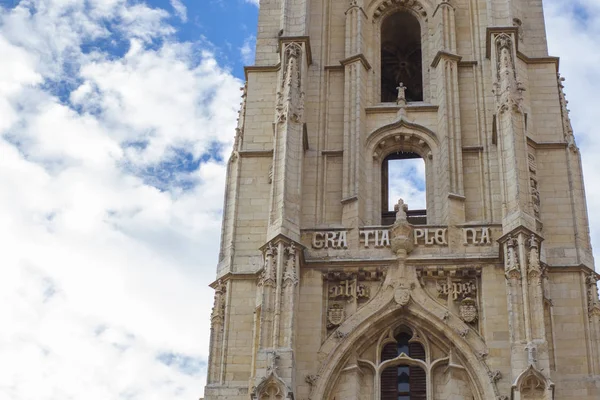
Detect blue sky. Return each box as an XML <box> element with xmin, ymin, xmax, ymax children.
<box><xmin>0</xmin><ymin>1</ymin><xmax>599</xmax><ymax>400</ymax></box>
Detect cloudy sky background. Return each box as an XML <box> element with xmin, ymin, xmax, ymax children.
<box><xmin>0</xmin><ymin>0</ymin><xmax>598</xmax><ymax>399</ymax></box>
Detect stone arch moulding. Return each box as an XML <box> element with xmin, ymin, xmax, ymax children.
<box><xmin>310</xmin><ymin>282</ymin><xmax>499</xmax><ymax>400</ymax></box>
<box><xmin>365</xmin><ymin>118</ymin><xmax>439</xmax><ymax>225</ymax></box>
<box><xmin>366</xmin><ymin>118</ymin><xmax>439</xmax><ymax>157</ymax></box>
<box><xmin>366</xmin><ymin>0</ymin><xmax>433</xmax><ymax>21</ymax></box>
<box><xmin>512</xmin><ymin>365</ymin><xmax>555</xmax><ymax>400</ymax></box>
<box><xmin>251</xmin><ymin>369</ymin><xmax>293</xmax><ymax>400</ymax></box>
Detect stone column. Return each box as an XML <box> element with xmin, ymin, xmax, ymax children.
<box><xmin>490</xmin><ymin>32</ymin><xmax>533</xmax><ymax>233</ymax></box>
<box><xmin>255</xmin><ymin>238</ymin><xmax>301</xmax><ymax>398</ymax></box>
<box><xmin>586</xmin><ymin>274</ymin><xmax>600</xmax><ymax>374</ymax></box>
<box><xmin>268</xmin><ymin>41</ymin><xmax>307</xmax><ymax>242</ymax></box>
<box><xmin>207</xmin><ymin>280</ymin><xmax>227</xmax><ymax>384</ymax></box>
<box><xmin>341</xmin><ymin>0</ymin><xmax>369</xmax><ymax>227</ymax></box>
<box><xmin>501</xmin><ymin>229</ymin><xmax>551</xmax><ymax>388</ymax></box>
<box><xmin>432</xmin><ymin>1</ymin><xmax>465</xmax><ymax>225</ymax></box>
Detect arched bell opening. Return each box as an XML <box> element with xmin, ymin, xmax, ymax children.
<box><xmin>381</xmin><ymin>152</ymin><xmax>427</xmax><ymax>226</ymax></box>
<box><xmin>380</xmin><ymin>11</ymin><xmax>423</xmax><ymax>103</ymax></box>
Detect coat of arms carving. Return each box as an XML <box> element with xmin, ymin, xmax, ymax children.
<box><xmin>459</xmin><ymin>297</ymin><xmax>478</xmax><ymax>324</ymax></box>
<box><xmin>394</xmin><ymin>283</ymin><xmax>411</xmax><ymax>307</ymax></box>
<box><xmin>327</xmin><ymin>303</ymin><xmax>345</xmax><ymax>328</ymax></box>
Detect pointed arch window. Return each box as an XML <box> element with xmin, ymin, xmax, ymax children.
<box><xmin>381</xmin><ymin>11</ymin><xmax>423</xmax><ymax>103</ymax></box>
<box><xmin>380</xmin><ymin>328</ymin><xmax>427</xmax><ymax>400</ymax></box>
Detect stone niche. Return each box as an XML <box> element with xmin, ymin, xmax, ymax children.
<box><xmin>417</xmin><ymin>266</ymin><xmax>482</xmax><ymax>332</ymax></box>
<box><xmin>322</xmin><ymin>268</ymin><xmax>387</xmax><ymax>337</ymax></box>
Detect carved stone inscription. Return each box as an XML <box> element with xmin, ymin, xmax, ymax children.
<box><xmin>414</xmin><ymin>228</ymin><xmax>448</xmax><ymax>245</ymax></box>
<box><xmin>312</xmin><ymin>231</ymin><xmax>348</xmax><ymax>249</ymax></box>
<box><xmin>323</xmin><ymin>269</ymin><xmax>385</xmax><ymax>331</ymax></box>
<box><xmin>309</xmin><ymin>227</ymin><xmax>494</xmax><ymax>249</ymax></box>
<box><xmin>329</xmin><ymin>278</ymin><xmax>370</xmax><ymax>300</ymax></box>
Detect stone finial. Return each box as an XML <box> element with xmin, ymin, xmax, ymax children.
<box><xmin>390</xmin><ymin>199</ymin><xmax>414</xmax><ymax>255</ymax></box>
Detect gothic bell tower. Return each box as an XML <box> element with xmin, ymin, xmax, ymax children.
<box><xmin>204</xmin><ymin>0</ymin><xmax>600</xmax><ymax>399</ymax></box>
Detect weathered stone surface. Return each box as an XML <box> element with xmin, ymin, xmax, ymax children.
<box><xmin>204</xmin><ymin>0</ymin><xmax>600</xmax><ymax>399</ymax></box>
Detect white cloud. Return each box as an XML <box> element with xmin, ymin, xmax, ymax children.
<box><xmin>240</xmin><ymin>34</ymin><xmax>256</xmax><ymax>65</ymax></box>
<box><xmin>170</xmin><ymin>0</ymin><xmax>187</xmax><ymax>22</ymax></box>
<box><xmin>387</xmin><ymin>158</ymin><xmax>426</xmax><ymax>211</ymax></box>
<box><xmin>544</xmin><ymin>0</ymin><xmax>600</xmax><ymax>266</ymax></box>
<box><xmin>0</xmin><ymin>1</ymin><xmax>599</xmax><ymax>400</ymax></box>
<box><xmin>0</xmin><ymin>0</ymin><xmax>242</xmax><ymax>399</ymax></box>
<box><xmin>244</xmin><ymin>0</ymin><xmax>260</xmax><ymax>6</ymax></box>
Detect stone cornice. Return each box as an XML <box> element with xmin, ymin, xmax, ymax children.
<box><xmin>486</xmin><ymin>27</ymin><xmax>520</xmax><ymax>59</ymax></box>
<box><xmin>431</xmin><ymin>50</ymin><xmax>462</xmax><ymax>68</ymax></box>
<box><xmin>365</xmin><ymin>104</ymin><xmax>439</xmax><ymax>114</ymax></box>
<box><xmin>244</xmin><ymin>64</ymin><xmax>280</xmax><ymax>81</ymax></box>
<box><xmin>526</xmin><ymin>137</ymin><xmax>568</xmax><ymax>150</ymax></box>
<box><xmin>321</xmin><ymin>150</ymin><xmax>343</xmax><ymax>156</ymax></box>
<box><xmin>432</xmin><ymin>0</ymin><xmax>455</xmax><ymax>18</ymax></box>
<box><xmin>209</xmin><ymin>272</ymin><xmax>259</xmax><ymax>288</ymax></box>
<box><xmin>340</xmin><ymin>53</ymin><xmax>372</xmax><ymax>71</ymax></box>
<box><xmin>279</xmin><ymin>35</ymin><xmax>313</xmax><ymax>65</ymax></box>
<box><xmin>517</xmin><ymin>52</ymin><xmax>560</xmax><ymax>73</ymax></box>
<box><xmin>238</xmin><ymin>150</ymin><xmax>274</xmax><ymax>158</ymax></box>
<box><xmin>462</xmin><ymin>146</ymin><xmax>484</xmax><ymax>153</ymax></box>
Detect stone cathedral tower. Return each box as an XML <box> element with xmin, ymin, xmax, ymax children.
<box><xmin>204</xmin><ymin>0</ymin><xmax>600</xmax><ymax>399</ymax></box>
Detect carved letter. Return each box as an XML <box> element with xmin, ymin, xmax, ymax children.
<box><xmin>414</xmin><ymin>229</ymin><xmax>425</xmax><ymax>245</ymax></box>
<box><xmin>435</xmin><ymin>229</ymin><xmax>447</xmax><ymax>245</ymax></box>
<box><xmin>463</xmin><ymin>228</ymin><xmax>477</xmax><ymax>245</ymax></box>
<box><xmin>425</xmin><ymin>229</ymin><xmax>435</xmax><ymax>245</ymax></box>
<box><xmin>325</xmin><ymin>232</ymin><xmax>336</xmax><ymax>249</ymax></box>
<box><xmin>380</xmin><ymin>230</ymin><xmax>390</xmax><ymax>247</ymax></box>
<box><xmin>480</xmin><ymin>227</ymin><xmax>491</xmax><ymax>245</ymax></box>
<box><xmin>312</xmin><ymin>232</ymin><xmax>324</xmax><ymax>249</ymax></box>
<box><xmin>337</xmin><ymin>231</ymin><xmax>347</xmax><ymax>249</ymax></box>
<box><xmin>361</xmin><ymin>230</ymin><xmax>374</xmax><ymax>248</ymax></box>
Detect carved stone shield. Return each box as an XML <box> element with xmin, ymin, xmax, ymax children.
<box><xmin>459</xmin><ymin>297</ymin><xmax>478</xmax><ymax>323</ymax></box>
<box><xmin>394</xmin><ymin>284</ymin><xmax>411</xmax><ymax>307</ymax></box>
<box><xmin>327</xmin><ymin>303</ymin><xmax>345</xmax><ymax>327</ymax></box>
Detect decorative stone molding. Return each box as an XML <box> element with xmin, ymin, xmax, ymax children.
<box><xmin>390</xmin><ymin>198</ymin><xmax>415</xmax><ymax>255</ymax></box>
<box><xmin>372</xmin><ymin>0</ymin><xmax>427</xmax><ymax>20</ymax></box>
<box><xmin>304</xmin><ymin>374</ymin><xmax>318</xmax><ymax>387</ymax></box>
<box><xmin>513</xmin><ymin>364</ymin><xmax>554</xmax><ymax>398</ymax></box>
<box><xmin>275</xmin><ymin>42</ymin><xmax>305</xmax><ymax>124</ymax></box>
<box><xmin>529</xmin><ymin>153</ymin><xmax>542</xmax><ymax>219</ymax></box>
<box><xmin>259</xmin><ymin>243</ymin><xmax>278</xmax><ymax>288</ymax></box>
<box><xmin>493</xmin><ymin>34</ymin><xmax>525</xmax><ymax>113</ymax></box>
<box><xmin>210</xmin><ymin>280</ymin><xmax>227</xmax><ymax>323</ymax></box>
<box><xmin>558</xmin><ymin>74</ymin><xmax>578</xmax><ymax>152</ymax></box>
<box><xmin>505</xmin><ymin>234</ymin><xmax>521</xmax><ymax>279</ymax></box>
<box><xmin>488</xmin><ymin>369</ymin><xmax>502</xmax><ymax>384</ymax></box>
<box><xmin>283</xmin><ymin>243</ymin><xmax>298</xmax><ymax>288</ymax></box>
<box><xmin>251</xmin><ymin>351</ymin><xmax>294</xmax><ymax>400</ymax></box>
<box><xmin>527</xmin><ymin>234</ymin><xmax>543</xmax><ymax>280</ymax></box>
<box><xmin>586</xmin><ymin>273</ymin><xmax>600</xmax><ymax>317</ymax></box>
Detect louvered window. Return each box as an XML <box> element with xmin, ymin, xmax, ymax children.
<box><xmin>380</xmin><ymin>330</ymin><xmax>427</xmax><ymax>400</ymax></box>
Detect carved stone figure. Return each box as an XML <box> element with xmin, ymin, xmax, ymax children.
<box><xmin>396</xmin><ymin>82</ymin><xmax>407</xmax><ymax>105</ymax></box>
